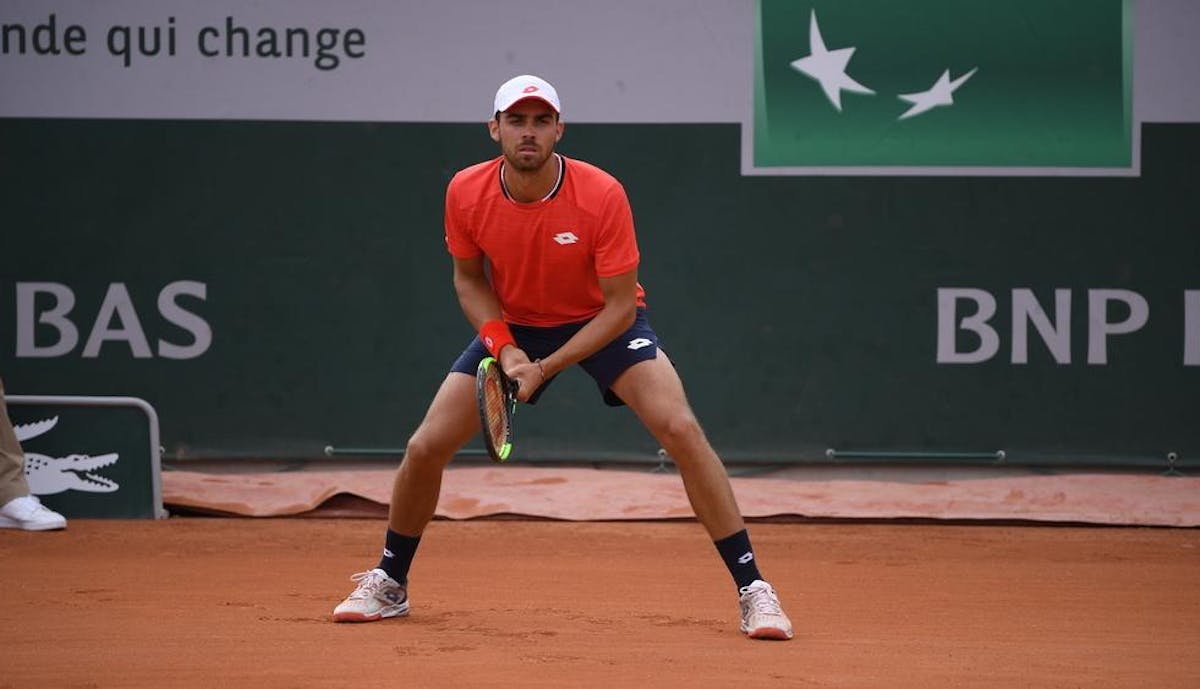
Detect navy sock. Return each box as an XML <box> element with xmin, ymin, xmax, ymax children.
<box><xmin>378</xmin><ymin>529</ymin><xmax>420</xmax><ymax>583</ymax></box>
<box><xmin>714</xmin><ymin>529</ymin><xmax>763</xmax><ymax>590</ymax></box>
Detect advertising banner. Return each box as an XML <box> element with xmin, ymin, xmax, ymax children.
<box><xmin>751</xmin><ymin>0</ymin><xmax>1132</xmax><ymax>174</ymax></box>
<box><xmin>2</xmin><ymin>1</ymin><xmax>1197</xmax><ymax>465</ymax></box>
<box><xmin>6</xmin><ymin>396</ymin><xmax>166</xmax><ymax>518</ymax></box>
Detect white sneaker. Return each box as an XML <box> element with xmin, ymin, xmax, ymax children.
<box><xmin>738</xmin><ymin>580</ymin><xmax>794</xmax><ymax>640</ymax></box>
<box><xmin>332</xmin><ymin>568</ymin><xmax>409</xmax><ymax>622</ymax></box>
<box><xmin>0</xmin><ymin>495</ymin><xmax>67</xmax><ymax>531</ymax></box>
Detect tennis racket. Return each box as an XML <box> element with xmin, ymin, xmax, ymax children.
<box><xmin>476</xmin><ymin>356</ymin><xmax>519</xmax><ymax>462</ymax></box>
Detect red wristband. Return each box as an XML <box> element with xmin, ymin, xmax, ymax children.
<box><xmin>479</xmin><ymin>319</ymin><xmax>516</xmax><ymax>358</ymax></box>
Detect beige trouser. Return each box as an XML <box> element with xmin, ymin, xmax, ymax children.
<box><xmin>0</xmin><ymin>376</ymin><xmax>31</xmax><ymax>506</ymax></box>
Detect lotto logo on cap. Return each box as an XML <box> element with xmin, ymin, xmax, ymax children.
<box><xmin>494</xmin><ymin>75</ymin><xmax>561</xmax><ymax>115</ymax></box>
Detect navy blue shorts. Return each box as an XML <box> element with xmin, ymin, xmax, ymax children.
<box><xmin>451</xmin><ymin>308</ymin><xmax>659</xmax><ymax>407</ymax></box>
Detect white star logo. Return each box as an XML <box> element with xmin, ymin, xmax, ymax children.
<box><xmin>789</xmin><ymin>10</ymin><xmax>875</xmax><ymax>112</ymax></box>
<box><xmin>897</xmin><ymin>68</ymin><xmax>978</xmax><ymax>120</ymax></box>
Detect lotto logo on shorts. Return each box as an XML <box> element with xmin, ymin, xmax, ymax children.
<box><xmin>627</xmin><ymin>338</ymin><xmax>652</xmax><ymax>350</ymax></box>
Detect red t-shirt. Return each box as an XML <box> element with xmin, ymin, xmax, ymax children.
<box><xmin>444</xmin><ymin>155</ymin><xmax>647</xmax><ymax>326</ymax></box>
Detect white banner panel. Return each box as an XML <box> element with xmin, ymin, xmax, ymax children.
<box><xmin>1</xmin><ymin>0</ymin><xmax>1197</xmax><ymax>123</ymax></box>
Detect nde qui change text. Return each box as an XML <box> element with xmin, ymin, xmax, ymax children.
<box><xmin>1</xmin><ymin>14</ymin><xmax>366</xmax><ymax>70</ymax></box>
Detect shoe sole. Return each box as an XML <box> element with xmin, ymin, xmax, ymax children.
<box><xmin>743</xmin><ymin>626</ymin><xmax>794</xmax><ymax>640</ymax></box>
<box><xmin>0</xmin><ymin>516</ymin><xmax>66</xmax><ymax>531</ymax></box>
<box><xmin>332</xmin><ymin>605</ymin><xmax>409</xmax><ymax>623</ymax></box>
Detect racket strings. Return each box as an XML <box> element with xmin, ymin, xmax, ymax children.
<box><xmin>484</xmin><ymin>374</ymin><xmax>509</xmax><ymax>447</ymax></box>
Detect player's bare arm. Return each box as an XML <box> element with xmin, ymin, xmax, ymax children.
<box><xmin>451</xmin><ymin>255</ymin><xmax>504</xmax><ymax>330</ymax></box>
<box><xmin>452</xmin><ymin>255</ymin><xmax>532</xmax><ymax>366</ymax></box>
<box><xmin>526</xmin><ymin>268</ymin><xmax>639</xmax><ymax>385</ymax></box>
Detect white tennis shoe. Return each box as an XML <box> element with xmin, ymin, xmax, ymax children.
<box><xmin>332</xmin><ymin>568</ymin><xmax>409</xmax><ymax>622</ymax></box>
<box><xmin>738</xmin><ymin>579</ymin><xmax>794</xmax><ymax>640</ymax></box>
<box><xmin>0</xmin><ymin>495</ymin><xmax>67</xmax><ymax>531</ymax></box>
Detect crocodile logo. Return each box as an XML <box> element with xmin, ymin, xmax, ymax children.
<box><xmin>14</xmin><ymin>417</ymin><xmax>120</xmax><ymax>495</ymax></box>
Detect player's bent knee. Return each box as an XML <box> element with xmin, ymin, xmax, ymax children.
<box><xmin>401</xmin><ymin>433</ymin><xmax>457</xmax><ymax>469</ymax></box>
<box><xmin>655</xmin><ymin>412</ymin><xmax>707</xmax><ymax>453</ymax></box>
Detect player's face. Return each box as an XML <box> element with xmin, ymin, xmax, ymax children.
<box><xmin>489</xmin><ymin>99</ymin><xmax>563</xmax><ymax>172</ymax></box>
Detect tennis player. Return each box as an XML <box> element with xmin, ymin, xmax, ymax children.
<box><xmin>333</xmin><ymin>75</ymin><xmax>793</xmax><ymax>640</ymax></box>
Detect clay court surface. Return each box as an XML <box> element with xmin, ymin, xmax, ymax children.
<box><xmin>2</xmin><ymin>517</ymin><xmax>1198</xmax><ymax>689</ymax></box>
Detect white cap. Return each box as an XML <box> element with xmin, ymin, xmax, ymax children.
<box><xmin>493</xmin><ymin>75</ymin><xmax>561</xmax><ymax>116</ymax></box>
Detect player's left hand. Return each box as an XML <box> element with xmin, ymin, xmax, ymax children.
<box><xmin>505</xmin><ymin>360</ymin><xmax>544</xmax><ymax>403</ymax></box>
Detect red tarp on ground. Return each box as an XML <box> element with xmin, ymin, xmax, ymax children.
<box><xmin>161</xmin><ymin>466</ymin><xmax>1200</xmax><ymax>526</ymax></box>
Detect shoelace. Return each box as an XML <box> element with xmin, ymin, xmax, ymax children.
<box><xmin>744</xmin><ymin>587</ymin><xmax>784</xmax><ymax>616</ymax></box>
<box><xmin>346</xmin><ymin>571</ymin><xmax>389</xmax><ymax>600</ymax></box>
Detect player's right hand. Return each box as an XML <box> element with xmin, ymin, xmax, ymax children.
<box><xmin>498</xmin><ymin>347</ymin><xmax>538</xmax><ymax>402</ymax></box>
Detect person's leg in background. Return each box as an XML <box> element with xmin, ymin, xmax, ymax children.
<box><xmin>0</xmin><ymin>376</ymin><xmax>67</xmax><ymax>531</ymax></box>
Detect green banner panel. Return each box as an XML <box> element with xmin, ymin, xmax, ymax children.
<box><xmin>754</xmin><ymin>0</ymin><xmax>1132</xmax><ymax>169</ymax></box>
<box><xmin>1</xmin><ymin>120</ymin><xmax>1196</xmax><ymax>465</ymax></box>
<box><xmin>5</xmin><ymin>397</ymin><xmax>165</xmax><ymax>518</ymax></box>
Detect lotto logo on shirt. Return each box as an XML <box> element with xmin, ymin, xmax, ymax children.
<box><xmin>553</xmin><ymin>232</ymin><xmax>579</xmax><ymax>245</ymax></box>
